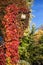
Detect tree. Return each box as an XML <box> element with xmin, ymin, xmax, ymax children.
<box><xmin>19</xmin><ymin>25</ymin><xmax>43</xmax><ymax>65</ymax></box>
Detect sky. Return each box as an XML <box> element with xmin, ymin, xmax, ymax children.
<box><xmin>31</xmin><ymin>0</ymin><xmax>43</xmax><ymax>28</ymax></box>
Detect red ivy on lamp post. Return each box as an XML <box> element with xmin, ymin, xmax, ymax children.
<box><xmin>2</xmin><ymin>4</ymin><xmax>20</xmax><ymax>65</ymax></box>
<box><xmin>0</xmin><ymin>3</ymin><xmax>30</xmax><ymax>65</ymax></box>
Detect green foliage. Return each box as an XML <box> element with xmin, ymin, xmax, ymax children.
<box><xmin>19</xmin><ymin>27</ymin><xmax>43</xmax><ymax>65</ymax></box>
<box><xmin>27</xmin><ymin>0</ymin><xmax>33</xmax><ymax>5</ymax></box>
<box><xmin>19</xmin><ymin>35</ymin><xmax>35</xmax><ymax>63</ymax></box>
<box><xmin>39</xmin><ymin>35</ymin><xmax>43</xmax><ymax>44</ymax></box>
<box><xmin>27</xmin><ymin>0</ymin><xmax>33</xmax><ymax>2</ymax></box>
<box><xmin>17</xmin><ymin>60</ymin><xmax>30</xmax><ymax>65</ymax></box>
<box><xmin>30</xmin><ymin>24</ymin><xmax>36</xmax><ymax>35</ymax></box>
